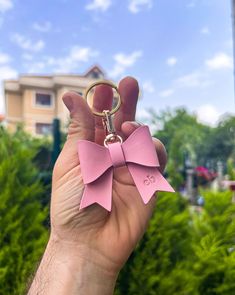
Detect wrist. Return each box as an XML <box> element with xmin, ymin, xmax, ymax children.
<box><xmin>50</xmin><ymin>235</ymin><xmax>118</xmax><ymax>292</ymax></box>
<box><xmin>28</xmin><ymin>235</ymin><xmax>118</xmax><ymax>295</ymax></box>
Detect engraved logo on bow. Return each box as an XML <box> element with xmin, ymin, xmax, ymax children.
<box><xmin>78</xmin><ymin>126</ymin><xmax>174</xmax><ymax>211</ymax></box>
<box><xmin>144</xmin><ymin>175</ymin><xmax>156</xmax><ymax>186</ymax></box>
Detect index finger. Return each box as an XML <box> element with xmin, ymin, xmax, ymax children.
<box><xmin>114</xmin><ymin>76</ymin><xmax>139</xmax><ymax>133</ymax></box>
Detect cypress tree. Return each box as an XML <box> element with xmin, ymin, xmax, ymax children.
<box><xmin>0</xmin><ymin>127</ymin><xmax>48</xmax><ymax>295</ymax></box>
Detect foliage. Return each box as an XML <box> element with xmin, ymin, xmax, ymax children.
<box><xmin>1</xmin><ymin>109</ymin><xmax>235</xmax><ymax>294</ymax></box>
<box><xmin>151</xmin><ymin>109</ymin><xmax>235</xmax><ymax>189</ymax></box>
<box><xmin>227</xmin><ymin>158</ymin><xmax>235</xmax><ymax>180</ymax></box>
<box><xmin>203</xmin><ymin>115</ymin><xmax>235</xmax><ymax>165</ymax></box>
<box><xmin>115</xmin><ymin>190</ymin><xmax>235</xmax><ymax>295</ymax></box>
<box><xmin>0</xmin><ymin>127</ymin><xmax>49</xmax><ymax>295</ymax></box>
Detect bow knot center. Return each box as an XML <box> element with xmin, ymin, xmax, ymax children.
<box><xmin>108</xmin><ymin>142</ymin><xmax>126</xmax><ymax>168</ymax></box>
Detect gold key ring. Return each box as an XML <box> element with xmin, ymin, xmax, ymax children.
<box><xmin>84</xmin><ymin>80</ymin><xmax>121</xmax><ymax>117</ymax></box>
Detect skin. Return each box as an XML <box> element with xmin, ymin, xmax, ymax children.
<box><xmin>28</xmin><ymin>77</ymin><xmax>167</xmax><ymax>295</ymax></box>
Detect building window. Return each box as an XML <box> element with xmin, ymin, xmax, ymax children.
<box><xmin>91</xmin><ymin>71</ymin><xmax>100</xmax><ymax>79</ymax></box>
<box><xmin>35</xmin><ymin>123</ymin><xmax>52</xmax><ymax>135</ymax></box>
<box><xmin>87</xmin><ymin>70</ymin><xmax>103</xmax><ymax>79</ymax></box>
<box><xmin>35</xmin><ymin>93</ymin><xmax>52</xmax><ymax>107</ymax></box>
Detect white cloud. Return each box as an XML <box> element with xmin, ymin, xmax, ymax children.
<box><xmin>86</xmin><ymin>0</ymin><xmax>111</xmax><ymax>12</ymax></box>
<box><xmin>159</xmin><ymin>88</ymin><xmax>174</xmax><ymax>97</ymax></box>
<box><xmin>175</xmin><ymin>72</ymin><xmax>201</xmax><ymax>87</ymax></box>
<box><xmin>0</xmin><ymin>65</ymin><xmax>17</xmax><ymax>80</ymax></box>
<box><xmin>33</xmin><ymin>21</ymin><xmax>51</xmax><ymax>32</ymax></box>
<box><xmin>136</xmin><ymin>107</ymin><xmax>152</xmax><ymax>120</ymax></box>
<box><xmin>200</xmin><ymin>26</ymin><xmax>210</xmax><ymax>35</ymax></box>
<box><xmin>0</xmin><ymin>52</ymin><xmax>11</xmax><ymax>64</ymax></box>
<box><xmin>196</xmin><ymin>104</ymin><xmax>221</xmax><ymax>126</ymax></box>
<box><xmin>109</xmin><ymin>66</ymin><xmax>123</xmax><ymax>78</ymax></box>
<box><xmin>0</xmin><ymin>0</ymin><xmax>13</xmax><ymax>13</ymax></box>
<box><xmin>44</xmin><ymin>46</ymin><xmax>98</xmax><ymax>73</ymax></box>
<box><xmin>143</xmin><ymin>80</ymin><xmax>155</xmax><ymax>93</ymax></box>
<box><xmin>187</xmin><ymin>1</ymin><xmax>196</xmax><ymax>8</ymax></box>
<box><xmin>25</xmin><ymin>61</ymin><xmax>46</xmax><ymax>73</ymax></box>
<box><xmin>11</xmin><ymin>33</ymin><xmax>45</xmax><ymax>52</ymax></box>
<box><xmin>110</xmin><ymin>50</ymin><xmax>142</xmax><ymax>78</ymax></box>
<box><xmin>136</xmin><ymin>106</ymin><xmax>158</xmax><ymax>133</ymax></box>
<box><xmin>21</xmin><ymin>46</ymin><xmax>99</xmax><ymax>74</ymax></box>
<box><xmin>166</xmin><ymin>56</ymin><xmax>178</xmax><ymax>66</ymax></box>
<box><xmin>0</xmin><ymin>0</ymin><xmax>13</xmax><ymax>32</ymax></box>
<box><xmin>114</xmin><ymin>51</ymin><xmax>142</xmax><ymax>67</ymax></box>
<box><xmin>128</xmin><ymin>0</ymin><xmax>153</xmax><ymax>14</ymax></box>
<box><xmin>205</xmin><ymin>53</ymin><xmax>233</xmax><ymax>70</ymax></box>
<box><xmin>155</xmin><ymin>68</ymin><xmax>213</xmax><ymax>98</ymax></box>
<box><xmin>175</xmin><ymin>71</ymin><xmax>212</xmax><ymax>88</ymax></box>
<box><xmin>22</xmin><ymin>53</ymin><xmax>33</xmax><ymax>61</ymax></box>
<box><xmin>69</xmin><ymin>46</ymin><xmax>98</xmax><ymax>62</ymax></box>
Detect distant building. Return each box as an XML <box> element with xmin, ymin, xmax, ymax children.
<box><xmin>4</xmin><ymin>65</ymin><xmax>105</xmax><ymax>135</ymax></box>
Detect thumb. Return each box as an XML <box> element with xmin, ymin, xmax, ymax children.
<box><xmin>63</xmin><ymin>91</ymin><xmax>95</xmax><ymax>143</ymax></box>
<box><xmin>53</xmin><ymin>92</ymin><xmax>95</xmax><ymax>177</ymax></box>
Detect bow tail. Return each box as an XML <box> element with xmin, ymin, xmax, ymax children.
<box><xmin>127</xmin><ymin>163</ymin><xmax>175</xmax><ymax>204</ymax></box>
<box><xmin>80</xmin><ymin>169</ymin><xmax>113</xmax><ymax>211</ymax></box>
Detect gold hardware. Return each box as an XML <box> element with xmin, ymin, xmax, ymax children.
<box><xmin>84</xmin><ymin>80</ymin><xmax>121</xmax><ymax>117</ymax></box>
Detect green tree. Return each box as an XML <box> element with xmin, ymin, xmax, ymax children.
<box><xmin>150</xmin><ymin>109</ymin><xmax>235</xmax><ymax>188</ymax></box>
<box><xmin>0</xmin><ymin>127</ymin><xmax>48</xmax><ymax>295</ymax></box>
<box><xmin>227</xmin><ymin>158</ymin><xmax>235</xmax><ymax>180</ymax></box>
<box><xmin>152</xmin><ymin>109</ymin><xmax>211</xmax><ymax>188</ymax></box>
<box><xmin>204</xmin><ymin>115</ymin><xmax>235</xmax><ymax>165</ymax></box>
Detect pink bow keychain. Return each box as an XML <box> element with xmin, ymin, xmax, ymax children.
<box><xmin>78</xmin><ymin>80</ymin><xmax>174</xmax><ymax>211</ymax></box>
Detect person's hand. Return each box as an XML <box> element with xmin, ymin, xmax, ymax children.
<box><xmin>28</xmin><ymin>77</ymin><xmax>167</xmax><ymax>295</ymax></box>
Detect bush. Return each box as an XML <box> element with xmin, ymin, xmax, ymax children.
<box><xmin>0</xmin><ymin>127</ymin><xmax>49</xmax><ymax>295</ymax></box>
<box><xmin>115</xmin><ymin>190</ymin><xmax>235</xmax><ymax>295</ymax></box>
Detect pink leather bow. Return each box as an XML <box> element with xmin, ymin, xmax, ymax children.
<box><xmin>78</xmin><ymin>126</ymin><xmax>174</xmax><ymax>211</ymax></box>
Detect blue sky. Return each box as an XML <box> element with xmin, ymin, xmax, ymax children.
<box><xmin>0</xmin><ymin>0</ymin><xmax>234</xmax><ymax>125</ymax></box>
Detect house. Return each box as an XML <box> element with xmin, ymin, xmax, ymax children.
<box><xmin>4</xmin><ymin>65</ymin><xmax>105</xmax><ymax>135</ymax></box>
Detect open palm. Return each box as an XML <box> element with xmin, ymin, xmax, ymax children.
<box><xmin>51</xmin><ymin>77</ymin><xmax>167</xmax><ymax>274</ymax></box>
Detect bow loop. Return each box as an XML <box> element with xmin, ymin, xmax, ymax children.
<box><xmin>122</xmin><ymin>126</ymin><xmax>160</xmax><ymax>167</ymax></box>
<box><xmin>78</xmin><ymin>140</ymin><xmax>111</xmax><ymax>184</ymax></box>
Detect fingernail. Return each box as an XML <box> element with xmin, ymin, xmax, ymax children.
<box><xmin>126</xmin><ymin>121</ymin><xmax>141</xmax><ymax>127</ymax></box>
